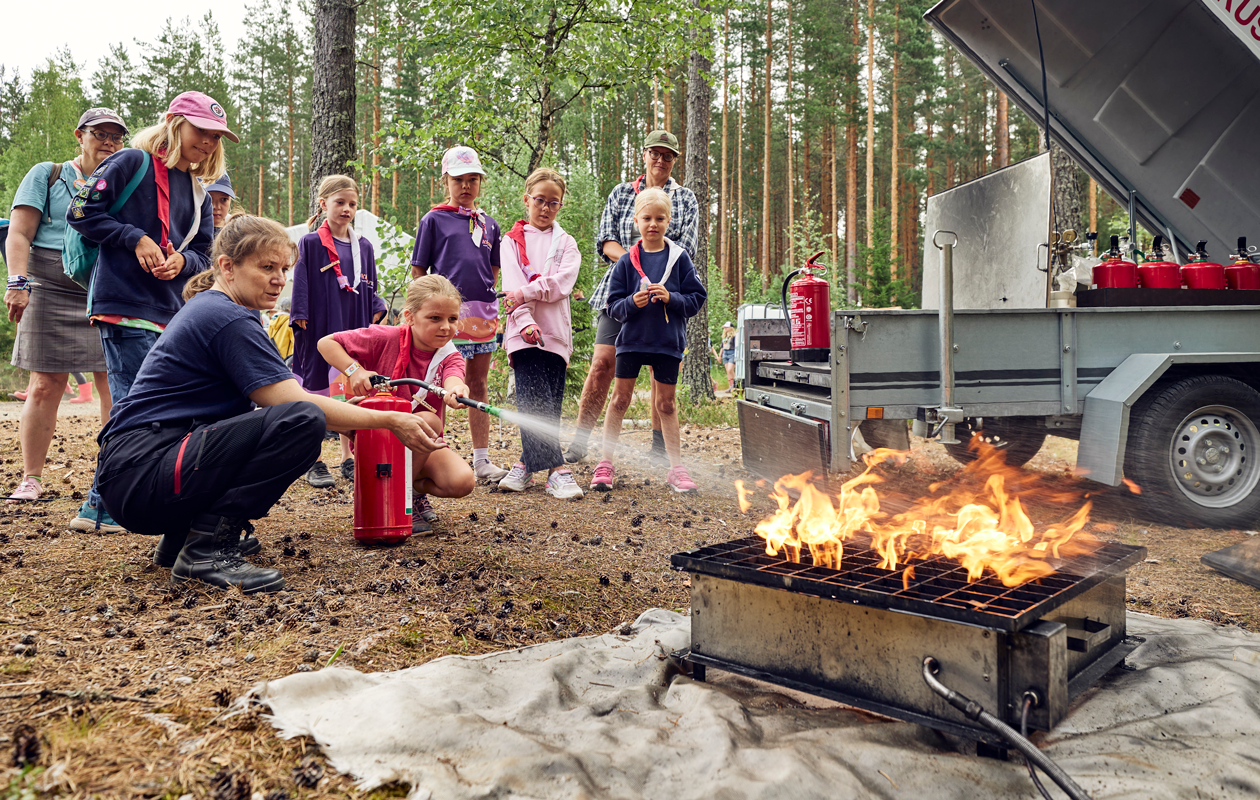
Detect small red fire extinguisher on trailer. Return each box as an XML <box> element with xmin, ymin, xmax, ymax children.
<box><xmin>781</xmin><ymin>250</ymin><xmax>830</xmax><ymax>363</ymax></box>
<box><xmin>352</xmin><ymin>376</ymin><xmax>414</xmax><ymax>546</ymax></box>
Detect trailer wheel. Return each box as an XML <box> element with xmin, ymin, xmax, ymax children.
<box><xmin>1126</xmin><ymin>376</ymin><xmax>1260</xmax><ymax>529</ymax></box>
<box><xmin>943</xmin><ymin>417</ymin><xmax>1047</xmax><ymax>468</ymax></box>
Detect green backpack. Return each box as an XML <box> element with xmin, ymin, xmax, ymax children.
<box><xmin>62</xmin><ymin>151</ymin><xmax>151</xmax><ymax>291</ymax></box>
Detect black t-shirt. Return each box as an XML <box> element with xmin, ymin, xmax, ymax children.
<box><xmin>100</xmin><ymin>290</ymin><xmax>294</xmax><ymax>440</ymax></box>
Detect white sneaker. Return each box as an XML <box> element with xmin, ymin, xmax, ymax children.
<box><xmin>546</xmin><ymin>468</ymin><xmax>584</xmax><ymax>499</ymax></box>
<box><xmin>498</xmin><ymin>462</ymin><xmax>533</xmax><ymax>492</ymax></box>
<box><xmin>474</xmin><ymin>459</ymin><xmax>509</xmax><ymax>481</ymax></box>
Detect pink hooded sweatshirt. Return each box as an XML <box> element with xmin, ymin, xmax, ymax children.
<box><xmin>500</xmin><ymin>220</ymin><xmax>581</xmax><ymax>364</ymax></box>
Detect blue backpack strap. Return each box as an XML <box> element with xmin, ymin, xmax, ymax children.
<box><xmin>43</xmin><ymin>162</ymin><xmax>64</xmax><ymax>224</ymax></box>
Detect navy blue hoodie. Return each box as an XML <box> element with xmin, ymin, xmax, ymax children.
<box><xmin>607</xmin><ymin>238</ymin><xmax>707</xmax><ymax>359</ymax></box>
<box><xmin>66</xmin><ymin>148</ymin><xmax>212</xmax><ymax>325</ymax></box>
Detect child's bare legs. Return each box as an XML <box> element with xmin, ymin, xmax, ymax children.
<box><xmin>410</xmin><ymin>410</ymin><xmax>474</xmax><ymax>498</ymax></box>
<box><xmin>339</xmin><ymin>434</ymin><xmax>352</xmax><ymax>462</ymax></box>
<box><xmin>654</xmin><ymin>380</ymin><xmax>682</xmax><ymax>468</ymax></box>
<box><xmin>465</xmin><ymin>351</ymin><xmax>493</xmax><ymax>451</ymax></box>
<box><xmin>601</xmin><ymin>377</ymin><xmax>638</xmax><ymax>462</ymax></box>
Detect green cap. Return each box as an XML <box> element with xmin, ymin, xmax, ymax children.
<box><xmin>643</xmin><ymin>129</ymin><xmax>680</xmax><ymax>154</ymax></box>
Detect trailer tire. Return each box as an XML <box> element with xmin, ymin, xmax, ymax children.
<box><xmin>943</xmin><ymin>417</ymin><xmax>1047</xmax><ymax>468</ymax></box>
<box><xmin>1126</xmin><ymin>375</ymin><xmax>1260</xmax><ymax>529</ymax></box>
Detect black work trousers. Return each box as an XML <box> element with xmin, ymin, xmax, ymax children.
<box><xmin>512</xmin><ymin>348</ymin><xmax>567</xmax><ymax>474</ymax></box>
<box><xmin>97</xmin><ymin>402</ymin><xmax>325</xmax><ymax>537</ymax></box>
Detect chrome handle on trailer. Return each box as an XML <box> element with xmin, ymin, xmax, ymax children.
<box><xmin>932</xmin><ymin>231</ymin><xmax>963</xmax><ymax>446</ymax></box>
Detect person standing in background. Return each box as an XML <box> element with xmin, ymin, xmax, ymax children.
<box><xmin>3</xmin><ymin>107</ymin><xmax>124</xmax><ymax>503</ymax></box>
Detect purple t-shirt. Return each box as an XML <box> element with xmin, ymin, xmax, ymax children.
<box><xmin>411</xmin><ymin>208</ymin><xmax>502</xmax><ymax>342</ymax></box>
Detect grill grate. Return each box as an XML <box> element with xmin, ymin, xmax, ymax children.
<box><xmin>671</xmin><ymin>536</ymin><xmax>1145</xmax><ymax>632</ymax></box>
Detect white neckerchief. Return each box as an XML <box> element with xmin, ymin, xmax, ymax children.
<box><xmin>333</xmin><ymin>224</ymin><xmax>364</xmax><ymax>289</ymax></box>
<box><xmin>413</xmin><ymin>341</ymin><xmax>460</xmax><ymax>411</ymax></box>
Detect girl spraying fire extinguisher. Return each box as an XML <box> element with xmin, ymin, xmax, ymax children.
<box><xmin>291</xmin><ymin>175</ymin><xmax>388</xmax><ymax>487</ymax></box>
<box><xmin>317</xmin><ymin>274</ymin><xmax>475</xmax><ymax>535</ymax></box>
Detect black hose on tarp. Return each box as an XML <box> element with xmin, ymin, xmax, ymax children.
<box><xmin>922</xmin><ymin>657</ymin><xmax>1092</xmax><ymax>800</ymax></box>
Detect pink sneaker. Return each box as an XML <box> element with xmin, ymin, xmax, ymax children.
<box><xmin>6</xmin><ymin>476</ymin><xmax>41</xmax><ymax>503</ymax></box>
<box><xmin>667</xmin><ymin>465</ymin><xmax>698</xmax><ymax>494</ymax></box>
<box><xmin>590</xmin><ymin>460</ymin><xmax>615</xmax><ymax>492</ymax></box>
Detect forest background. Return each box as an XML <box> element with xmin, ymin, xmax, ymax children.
<box><xmin>0</xmin><ymin>0</ymin><xmax>1131</xmax><ymax>401</ymax></box>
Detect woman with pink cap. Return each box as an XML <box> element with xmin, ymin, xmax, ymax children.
<box><xmin>65</xmin><ymin>91</ymin><xmax>236</xmax><ymax>534</ymax></box>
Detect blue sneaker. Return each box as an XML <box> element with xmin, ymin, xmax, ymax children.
<box><xmin>69</xmin><ymin>500</ymin><xmax>125</xmax><ymax>533</ymax></box>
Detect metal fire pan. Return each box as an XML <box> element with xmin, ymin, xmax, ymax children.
<box><xmin>672</xmin><ymin>537</ymin><xmax>1146</xmax><ymax>634</ymax></box>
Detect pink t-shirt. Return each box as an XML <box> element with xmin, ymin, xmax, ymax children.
<box><xmin>331</xmin><ymin>324</ymin><xmax>466</xmax><ymax>419</ymax></box>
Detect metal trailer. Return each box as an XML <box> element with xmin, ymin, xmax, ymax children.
<box><xmin>736</xmin><ymin>1</ymin><xmax>1260</xmax><ymax>528</ymax></box>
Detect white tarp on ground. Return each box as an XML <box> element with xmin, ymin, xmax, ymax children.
<box><xmin>250</xmin><ymin>610</ymin><xmax>1260</xmax><ymax>799</ymax></box>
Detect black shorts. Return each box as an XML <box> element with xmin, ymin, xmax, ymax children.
<box><xmin>594</xmin><ymin>311</ymin><xmax>622</xmax><ymax>347</ymax></box>
<box><xmin>614</xmin><ymin>351</ymin><xmax>681</xmax><ymax>385</ymax></box>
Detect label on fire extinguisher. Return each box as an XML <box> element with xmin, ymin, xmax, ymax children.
<box><xmin>790</xmin><ymin>292</ymin><xmax>815</xmax><ymax>349</ymax></box>
<box><xmin>405</xmin><ymin>448</ymin><xmax>413</xmax><ymax>516</ymax></box>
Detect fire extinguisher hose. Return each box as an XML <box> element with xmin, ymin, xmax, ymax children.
<box><xmin>922</xmin><ymin>657</ymin><xmax>1092</xmax><ymax>800</ymax></box>
<box><xmin>380</xmin><ymin>377</ymin><xmax>504</xmax><ymax>419</ymax></box>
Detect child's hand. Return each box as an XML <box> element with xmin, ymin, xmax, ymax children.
<box><xmin>152</xmin><ymin>243</ymin><xmax>184</xmax><ymax>280</ymax></box>
<box><xmin>134</xmin><ymin>236</ymin><xmax>164</xmax><ymax>273</ymax></box>
<box><xmin>501</xmin><ymin>288</ymin><xmax>525</xmax><ymax>313</ymax></box>
<box><xmin>347</xmin><ymin>369</ymin><xmax>378</xmax><ymax>398</ymax></box>
<box><xmin>648</xmin><ymin>283</ymin><xmax>671</xmax><ymax>305</ymax></box>
<box><xmin>443</xmin><ymin>381</ymin><xmax>469</xmax><ymax>409</ymax></box>
<box><xmin>521</xmin><ymin>325</ymin><xmax>543</xmax><ymax>346</ymax></box>
<box><xmin>632</xmin><ymin>287</ymin><xmax>651</xmax><ymax>308</ymax></box>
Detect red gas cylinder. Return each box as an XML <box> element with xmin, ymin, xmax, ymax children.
<box><xmin>1137</xmin><ymin>235</ymin><xmax>1181</xmax><ymax>289</ymax></box>
<box><xmin>1093</xmin><ymin>235</ymin><xmax>1138</xmax><ymax>288</ymax></box>
<box><xmin>1181</xmin><ymin>241</ymin><xmax>1226</xmax><ymax>289</ymax></box>
<box><xmin>1225</xmin><ymin>236</ymin><xmax>1260</xmax><ymax>290</ymax></box>
<box><xmin>781</xmin><ymin>250</ymin><xmax>831</xmax><ymax>363</ymax></box>
<box><xmin>353</xmin><ymin>387</ymin><xmax>413</xmax><ymax>545</ymax></box>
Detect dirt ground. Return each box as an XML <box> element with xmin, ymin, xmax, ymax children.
<box><xmin>1</xmin><ymin>407</ymin><xmax>1257</xmax><ymax>799</ymax></box>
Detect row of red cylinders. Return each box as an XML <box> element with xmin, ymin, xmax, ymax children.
<box><xmin>1094</xmin><ymin>257</ymin><xmax>1260</xmax><ymax>290</ymax></box>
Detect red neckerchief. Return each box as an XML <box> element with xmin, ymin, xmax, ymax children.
<box><xmin>432</xmin><ymin>203</ymin><xmax>488</xmax><ymax>247</ymax></box>
<box><xmin>506</xmin><ymin>220</ymin><xmax>541</xmax><ymax>282</ymax></box>
<box><xmin>153</xmin><ymin>153</ymin><xmax>171</xmax><ymax>249</ymax></box>
<box><xmin>316</xmin><ymin>221</ymin><xmax>355</xmax><ymax>292</ymax></box>
<box><xmin>632</xmin><ymin>175</ymin><xmax>645</xmax><ymax>194</ymax></box>
<box><xmin>628</xmin><ymin>241</ymin><xmax>648</xmax><ymax>280</ymax></box>
<box><xmin>391</xmin><ymin>323</ymin><xmax>412</xmax><ymax>379</ymax></box>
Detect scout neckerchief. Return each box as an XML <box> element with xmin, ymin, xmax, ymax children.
<box><xmin>504</xmin><ymin>220</ymin><xmax>565</xmax><ymax>283</ymax></box>
<box><xmin>316</xmin><ymin>220</ymin><xmax>362</xmax><ymax>293</ymax></box>
<box><xmin>390</xmin><ymin>324</ymin><xmax>458</xmax><ymax>411</ymax></box>
<box><xmin>628</xmin><ymin>240</ymin><xmax>674</xmax><ymax>322</ymax></box>
<box><xmin>432</xmin><ymin>203</ymin><xmax>489</xmax><ymax>249</ymax></box>
<box><xmin>152</xmin><ymin>152</ymin><xmax>206</xmax><ymax>253</ymax></box>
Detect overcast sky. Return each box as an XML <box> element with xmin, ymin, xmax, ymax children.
<box><xmin>5</xmin><ymin>1</ymin><xmax>256</xmax><ymax>84</ymax></box>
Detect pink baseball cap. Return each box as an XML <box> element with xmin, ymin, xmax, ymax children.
<box><xmin>165</xmin><ymin>91</ymin><xmax>240</xmax><ymax>143</ymax></box>
<box><xmin>441</xmin><ymin>146</ymin><xmax>485</xmax><ymax>177</ymax></box>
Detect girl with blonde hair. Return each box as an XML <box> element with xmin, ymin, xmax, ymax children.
<box><xmin>289</xmin><ymin>174</ymin><xmax>388</xmax><ymax>487</ymax></box>
<box><xmin>317</xmin><ymin>274</ymin><xmax>475</xmax><ymax>534</ymax></box>
<box><xmin>65</xmin><ymin>91</ymin><xmax>236</xmax><ymax>532</ymax></box>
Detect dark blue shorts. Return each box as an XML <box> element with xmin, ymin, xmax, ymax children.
<box><xmin>614</xmin><ymin>351</ymin><xmax>680</xmax><ymax>385</ymax></box>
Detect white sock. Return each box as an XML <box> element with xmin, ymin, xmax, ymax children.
<box><xmin>473</xmin><ymin>448</ymin><xmax>489</xmax><ymax>464</ymax></box>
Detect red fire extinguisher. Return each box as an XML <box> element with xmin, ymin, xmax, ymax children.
<box><xmin>781</xmin><ymin>250</ymin><xmax>830</xmax><ymax>363</ymax></box>
<box><xmin>353</xmin><ymin>377</ymin><xmax>413</xmax><ymax>546</ymax></box>
<box><xmin>1226</xmin><ymin>236</ymin><xmax>1260</xmax><ymax>290</ymax></box>
<box><xmin>1182</xmin><ymin>240</ymin><xmax>1227</xmax><ymax>290</ymax></box>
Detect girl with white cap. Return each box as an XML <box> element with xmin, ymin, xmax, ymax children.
<box><xmin>65</xmin><ymin>90</ymin><xmax>236</xmax><ymax>533</ymax></box>
<box><xmin>410</xmin><ymin>146</ymin><xmax>507</xmax><ymax>510</ymax></box>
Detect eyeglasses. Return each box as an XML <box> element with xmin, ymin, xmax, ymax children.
<box><xmin>84</xmin><ymin>128</ymin><xmax>125</xmax><ymax>145</ymax></box>
<box><xmin>529</xmin><ymin>195</ymin><xmax>564</xmax><ymax>211</ymax></box>
<box><xmin>646</xmin><ymin>150</ymin><xmax>677</xmax><ymax>163</ymax></box>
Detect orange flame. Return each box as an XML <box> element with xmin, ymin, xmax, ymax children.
<box><xmin>745</xmin><ymin>446</ymin><xmax>1099</xmax><ymax>588</ymax></box>
<box><xmin>1122</xmin><ymin>478</ymin><xmax>1142</xmax><ymax>495</ymax></box>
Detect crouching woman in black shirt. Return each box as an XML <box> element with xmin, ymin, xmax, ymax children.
<box><xmin>95</xmin><ymin>215</ymin><xmax>444</xmax><ymax>593</ymax></box>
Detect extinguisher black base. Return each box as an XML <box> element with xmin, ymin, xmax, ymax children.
<box><xmin>790</xmin><ymin>347</ymin><xmax>830</xmax><ymax>363</ymax></box>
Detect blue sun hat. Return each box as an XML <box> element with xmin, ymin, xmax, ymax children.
<box><xmin>205</xmin><ymin>173</ymin><xmax>237</xmax><ymax>199</ymax></box>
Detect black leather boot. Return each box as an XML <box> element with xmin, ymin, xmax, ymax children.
<box><xmin>155</xmin><ymin>527</ymin><xmax>259</xmax><ymax>568</ymax></box>
<box><xmin>171</xmin><ymin>515</ymin><xmax>284</xmax><ymax>594</ymax></box>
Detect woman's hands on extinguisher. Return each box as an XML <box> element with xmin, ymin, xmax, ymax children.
<box><xmin>387</xmin><ymin>411</ymin><xmax>446</xmax><ymax>454</ymax></box>
<box><xmin>442</xmin><ymin>379</ymin><xmax>470</xmax><ymax>410</ymax></box>
<box><xmin>347</xmin><ymin>368</ymin><xmax>379</xmax><ymax>398</ymax></box>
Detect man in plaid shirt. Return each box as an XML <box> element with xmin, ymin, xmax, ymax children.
<box><xmin>565</xmin><ymin>130</ymin><xmax>699</xmax><ymax>465</ymax></box>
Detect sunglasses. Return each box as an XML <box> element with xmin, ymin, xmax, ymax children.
<box><xmin>528</xmin><ymin>195</ymin><xmax>564</xmax><ymax>212</ymax></box>
<box><xmin>84</xmin><ymin>128</ymin><xmax>126</xmax><ymax>145</ymax></box>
